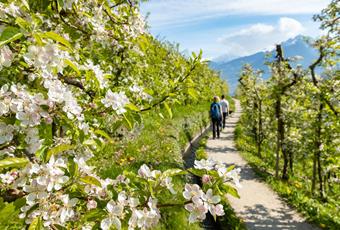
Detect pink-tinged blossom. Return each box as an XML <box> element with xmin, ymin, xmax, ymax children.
<box><xmin>183</xmin><ymin>184</ymin><xmax>204</xmax><ymax>200</ymax></box>
<box><xmin>202</xmin><ymin>174</ymin><xmax>213</xmax><ymax>184</ymax></box>
<box><xmin>184</xmin><ymin>199</ymin><xmax>208</xmax><ymax>223</ymax></box>
<box><xmin>0</xmin><ymin>45</ymin><xmax>14</xmax><ymax>70</ymax></box>
<box><xmin>209</xmin><ymin>204</ymin><xmax>225</xmax><ymax>217</ymax></box>
<box><xmin>87</xmin><ymin>199</ymin><xmax>97</xmax><ymax>210</ymax></box>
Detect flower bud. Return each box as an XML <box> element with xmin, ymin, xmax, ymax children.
<box><xmin>202</xmin><ymin>174</ymin><xmax>212</xmax><ymax>184</ymax></box>
<box><xmin>87</xmin><ymin>199</ymin><xmax>97</xmax><ymax>210</ymax></box>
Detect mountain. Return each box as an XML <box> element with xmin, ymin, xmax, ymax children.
<box><xmin>209</xmin><ymin>35</ymin><xmax>319</xmax><ymax>95</ymax></box>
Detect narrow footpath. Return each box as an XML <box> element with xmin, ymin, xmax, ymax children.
<box><xmin>206</xmin><ymin>100</ymin><xmax>319</xmax><ymax>230</ymax></box>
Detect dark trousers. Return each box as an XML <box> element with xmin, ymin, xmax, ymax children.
<box><xmin>222</xmin><ymin>112</ymin><xmax>228</xmax><ymax>128</ymax></box>
<box><xmin>212</xmin><ymin>118</ymin><xmax>220</xmax><ymax>139</ymax></box>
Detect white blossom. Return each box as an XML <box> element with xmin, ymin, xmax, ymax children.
<box><xmin>0</xmin><ymin>122</ymin><xmax>15</xmax><ymax>144</ymax></box>
<box><xmin>0</xmin><ymin>45</ymin><xmax>14</xmax><ymax>70</ymax></box>
<box><xmin>0</xmin><ymin>171</ymin><xmax>18</xmax><ymax>184</ymax></box>
<box><xmin>101</xmin><ymin>90</ymin><xmax>129</xmax><ymax>114</ymax></box>
<box><xmin>101</xmin><ymin>200</ymin><xmax>124</xmax><ymax>230</ymax></box>
<box><xmin>194</xmin><ymin>159</ymin><xmax>216</xmax><ymax>170</ymax></box>
<box><xmin>59</xmin><ymin>195</ymin><xmax>78</xmax><ymax>223</ymax></box>
<box><xmin>183</xmin><ymin>184</ymin><xmax>204</xmax><ymax>201</ymax></box>
<box><xmin>184</xmin><ymin>199</ymin><xmax>208</xmax><ymax>223</ymax></box>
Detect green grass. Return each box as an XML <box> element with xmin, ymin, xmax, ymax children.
<box><xmin>234</xmin><ymin>122</ymin><xmax>340</xmax><ymax>230</ymax></box>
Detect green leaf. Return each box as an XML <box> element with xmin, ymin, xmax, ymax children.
<box><xmin>94</xmin><ymin>129</ymin><xmax>114</xmax><ymax>143</ymax></box>
<box><xmin>57</xmin><ymin>0</ymin><xmax>65</xmax><ymax>12</ymax></box>
<box><xmin>0</xmin><ymin>27</ymin><xmax>23</xmax><ymax>47</ymax></box>
<box><xmin>67</xmin><ymin>158</ymin><xmax>78</xmax><ymax>178</ymax></box>
<box><xmin>43</xmin><ymin>31</ymin><xmax>72</xmax><ymax>49</ymax></box>
<box><xmin>29</xmin><ymin>0</ymin><xmax>51</xmax><ymax>12</ymax></box>
<box><xmin>35</xmin><ymin>146</ymin><xmax>49</xmax><ymax>161</ymax></box>
<box><xmin>64</xmin><ymin>59</ymin><xmax>80</xmax><ymax>75</ymax></box>
<box><xmin>52</xmin><ymin>224</ymin><xmax>67</xmax><ymax>230</ymax></box>
<box><xmin>207</xmin><ymin>170</ymin><xmax>219</xmax><ymax>178</ymax></box>
<box><xmin>80</xmin><ymin>176</ymin><xmax>102</xmax><ymax>187</ymax></box>
<box><xmin>163</xmin><ymin>169</ymin><xmax>186</xmax><ymax>177</ymax></box>
<box><xmin>82</xmin><ymin>208</ymin><xmax>106</xmax><ymax>222</ymax></box>
<box><xmin>0</xmin><ymin>157</ymin><xmax>29</xmax><ymax>169</ymax></box>
<box><xmin>227</xmin><ymin>165</ymin><xmax>235</xmax><ymax>172</ymax></box>
<box><xmin>28</xmin><ymin>217</ymin><xmax>42</xmax><ymax>230</ymax></box>
<box><xmin>187</xmin><ymin>168</ymin><xmax>205</xmax><ymax>177</ymax></box>
<box><xmin>126</xmin><ymin>103</ymin><xmax>140</xmax><ymax>112</ymax></box>
<box><xmin>123</xmin><ymin>114</ymin><xmax>133</xmax><ymax>130</ymax></box>
<box><xmin>0</xmin><ymin>198</ymin><xmax>25</xmax><ymax>227</ymax></box>
<box><xmin>164</xmin><ymin>102</ymin><xmax>173</xmax><ymax>119</ymax></box>
<box><xmin>15</xmin><ymin>17</ymin><xmax>31</xmax><ymax>32</ymax></box>
<box><xmin>46</xmin><ymin>144</ymin><xmax>74</xmax><ymax>162</ymax></box>
<box><xmin>187</xmin><ymin>88</ymin><xmax>198</xmax><ymax>100</ymax></box>
<box><xmin>220</xmin><ymin>183</ymin><xmax>240</xmax><ymax>198</ymax></box>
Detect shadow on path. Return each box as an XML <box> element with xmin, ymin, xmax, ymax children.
<box><xmin>240</xmin><ymin>204</ymin><xmax>314</xmax><ymax>230</ymax></box>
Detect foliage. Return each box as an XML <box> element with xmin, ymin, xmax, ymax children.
<box><xmin>0</xmin><ymin>0</ymin><xmax>237</xmax><ymax>229</ymax></box>
<box><xmin>235</xmin><ymin>0</ymin><xmax>339</xmax><ymax>228</ymax></box>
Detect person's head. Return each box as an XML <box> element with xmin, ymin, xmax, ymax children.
<box><xmin>213</xmin><ymin>96</ymin><xmax>220</xmax><ymax>102</ymax></box>
<box><xmin>221</xmin><ymin>95</ymin><xmax>225</xmax><ymax>99</ymax></box>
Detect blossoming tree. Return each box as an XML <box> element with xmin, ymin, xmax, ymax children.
<box><xmin>0</xmin><ymin>0</ymin><xmax>239</xmax><ymax>229</ymax></box>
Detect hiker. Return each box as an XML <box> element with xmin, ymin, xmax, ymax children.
<box><xmin>210</xmin><ymin>96</ymin><xmax>222</xmax><ymax>139</ymax></box>
<box><xmin>220</xmin><ymin>95</ymin><xmax>229</xmax><ymax>129</ymax></box>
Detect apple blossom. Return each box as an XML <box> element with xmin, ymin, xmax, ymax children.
<box><xmin>183</xmin><ymin>184</ymin><xmax>204</xmax><ymax>201</ymax></box>
<box><xmin>194</xmin><ymin>159</ymin><xmax>216</xmax><ymax>170</ymax></box>
<box><xmin>101</xmin><ymin>90</ymin><xmax>130</xmax><ymax>114</ymax></box>
<box><xmin>0</xmin><ymin>45</ymin><xmax>14</xmax><ymax>70</ymax></box>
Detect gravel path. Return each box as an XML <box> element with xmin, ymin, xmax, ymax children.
<box><xmin>206</xmin><ymin>100</ymin><xmax>319</xmax><ymax>230</ymax></box>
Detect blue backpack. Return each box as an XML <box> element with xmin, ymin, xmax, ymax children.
<box><xmin>210</xmin><ymin>103</ymin><xmax>221</xmax><ymax>120</ymax></box>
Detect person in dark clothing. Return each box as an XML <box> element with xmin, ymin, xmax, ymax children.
<box><xmin>210</xmin><ymin>96</ymin><xmax>222</xmax><ymax>139</ymax></box>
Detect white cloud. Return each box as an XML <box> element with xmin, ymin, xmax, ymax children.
<box><xmin>217</xmin><ymin>17</ymin><xmax>305</xmax><ymax>57</ymax></box>
<box><xmin>141</xmin><ymin>0</ymin><xmax>329</xmax><ymax>28</ymax></box>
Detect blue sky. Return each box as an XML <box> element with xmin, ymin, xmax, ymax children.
<box><xmin>140</xmin><ymin>0</ymin><xmax>330</xmax><ymax>60</ymax></box>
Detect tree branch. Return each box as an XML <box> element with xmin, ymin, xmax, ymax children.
<box><xmin>58</xmin><ymin>11</ymin><xmax>89</xmax><ymax>35</ymax></box>
<box><xmin>275</xmin><ymin>44</ymin><xmax>299</xmax><ymax>93</ymax></box>
<box><xmin>140</xmin><ymin>61</ymin><xmax>198</xmax><ymax>112</ymax></box>
<box><xmin>308</xmin><ymin>46</ymin><xmax>338</xmax><ymax>116</ymax></box>
<box><xmin>103</xmin><ymin>7</ymin><xmax>128</xmax><ymax>25</ymax></box>
<box><xmin>57</xmin><ymin>73</ymin><xmax>95</xmax><ymax>98</ymax></box>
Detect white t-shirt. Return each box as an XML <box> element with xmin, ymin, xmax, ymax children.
<box><xmin>220</xmin><ymin>99</ymin><xmax>229</xmax><ymax>113</ymax></box>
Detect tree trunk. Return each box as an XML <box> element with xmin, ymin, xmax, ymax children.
<box><xmin>257</xmin><ymin>100</ymin><xmax>263</xmax><ymax>158</ymax></box>
<box><xmin>288</xmin><ymin>148</ymin><xmax>294</xmax><ymax>175</ymax></box>
<box><xmin>316</xmin><ymin>103</ymin><xmax>324</xmax><ymax>199</ymax></box>
<box><xmin>275</xmin><ymin>97</ymin><xmax>288</xmax><ymax>180</ymax></box>
<box><xmin>275</xmin><ymin>98</ymin><xmax>281</xmax><ymax>178</ymax></box>
<box><xmin>253</xmin><ymin>101</ymin><xmax>259</xmax><ymax>149</ymax></box>
<box><xmin>312</xmin><ymin>152</ymin><xmax>317</xmax><ymax>195</ymax></box>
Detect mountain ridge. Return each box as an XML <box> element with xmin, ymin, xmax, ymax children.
<box><xmin>209</xmin><ymin>35</ymin><xmax>319</xmax><ymax>94</ymax></box>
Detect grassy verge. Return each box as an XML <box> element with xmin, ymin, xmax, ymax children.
<box><xmin>94</xmin><ymin>102</ymin><xmax>212</xmax><ymax>229</ymax></box>
<box><xmin>234</xmin><ymin>121</ymin><xmax>340</xmax><ymax>230</ymax></box>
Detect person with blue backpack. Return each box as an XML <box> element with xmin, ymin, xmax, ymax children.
<box><xmin>210</xmin><ymin>96</ymin><xmax>223</xmax><ymax>139</ymax></box>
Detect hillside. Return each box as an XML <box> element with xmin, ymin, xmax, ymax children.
<box><xmin>210</xmin><ymin>35</ymin><xmax>319</xmax><ymax>94</ymax></box>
